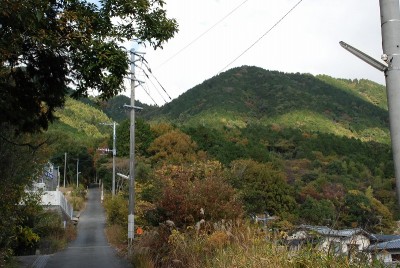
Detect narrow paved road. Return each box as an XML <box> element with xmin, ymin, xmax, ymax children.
<box><xmin>44</xmin><ymin>185</ymin><xmax>131</xmax><ymax>268</ymax></box>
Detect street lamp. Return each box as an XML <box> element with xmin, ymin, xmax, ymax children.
<box><xmin>117</xmin><ymin>173</ymin><xmax>129</xmax><ymax>180</ymax></box>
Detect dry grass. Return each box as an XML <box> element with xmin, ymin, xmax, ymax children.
<box><xmin>105</xmin><ymin>224</ymin><xmax>127</xmax><ymax>255</ymax></box>
<box><xmin>99</xmin><ymin>193</ymin><xmax>377</xmax><ymax>267</ymax></box>
<box><xmin>130</xmin><ymin>220</ymin><xmax>379</xmax><ymax>268</ymax></box>
<box><xmin>68</xmin><ymin>196</ymin><xmax>85</xmax><ymax>211</ymax></box>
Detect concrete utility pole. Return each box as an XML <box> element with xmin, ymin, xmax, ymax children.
<box><xmin>57</xmin><ymin>166</ymin><xmax>60</xmax><ymax>190</ymax></box>
<box><xmin>100</xmin><ymin>122</ymin><xmax>118</xmax><ymax>197</ymax></box>
<box><xmin>128</xmin><ymin>49</ymin><xmax>136</xmax><ymax>244</ymax></box>
<box><xmin>76</xmin><ymin>159</ymin><xmax>79</xmax><ymax>187</ymax></box>
<box><xmin>126</xmin><ymin>46</ymin><xmax>145</xmax><ymax>249</ymax></box>
<box><xmin>112</xmin><ymin>121</ymin><xmax>116</xmax><ymax>197</ymax></box>
<box><xmin>64</xmin><ymin>152</ymin><xmax>67</xmax><ymax>188</ymax></box>
<box><xmin>379</xmin><ymin>0</ymin><xmax>400</xmax><ymax>205</ymax></box>
<box><xmin>341</xmin><ymin>1</ymin><xmax>400</xmax><ymax>206</ymax></box>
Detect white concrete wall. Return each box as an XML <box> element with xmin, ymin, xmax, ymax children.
<box><xmin>41</xmin><ymin>191</ymin><xmax>73</xmax><ymax>219</ymax></box>
<box><xmin>41</xmin><ymin>191</ymin><xmax>60</xmax><ymax>205</ymax></box>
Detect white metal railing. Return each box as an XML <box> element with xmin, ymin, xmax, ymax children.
<box><xmin>41</xmin><ymin>191</ymin><xmax>73</xmax><ymax>220</ymax></box>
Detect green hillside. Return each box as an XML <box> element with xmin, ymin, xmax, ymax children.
<box><xmin>44</xmin><ymin>66</ymin><xmax>397</xmax><ymax>235</ymax></box>
<box><xmin>147</xmin><ymin>66</ymin><xmax>389</xmax><ymax>144</ymax></box>
<box><xmin>48</xmin><ymin>97</ymin><xmax>111</xmax><ymax>144</ymax></box>
<box><xmin>131</xmin><ymin>65</ymin><xmax>398</xmax><ymax>227</ymax></box>
<box><xmin>81</xmin><ymin>95</ymin><xmax>159</xmax><ymax>123</ymax></box>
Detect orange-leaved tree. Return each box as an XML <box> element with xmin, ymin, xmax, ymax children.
<box><xmin>154</xmin><ymin>161</ymin><xmax>243</xmax><ymax>227</ymax></box>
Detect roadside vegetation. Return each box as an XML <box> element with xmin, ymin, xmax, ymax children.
<box><xmin>65</xmin><ymin>185</ymin><xmax>88</xmax><ymax>211</ymax></box>
<box><xmin>101</xmin><ymin>122</ymin><xmax>393</xmax><ymax>267</ymax></box>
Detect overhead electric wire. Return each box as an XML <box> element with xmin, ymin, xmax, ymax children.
<box><xmin>134</xmin><ymin>57</ymin><xmax>167</xmax><ymax>105</ymax></box>
<box><xmin>151</xmin><ymin>74</ymin><xmax>172</xmax><ymax>101</ymax></box>
<box><xmin>218</xmin><ymin>0</ymin><xmax>304</xmax><ymax>74</ymax></box>
<box><xmin>142</xmin><ymin>62</ymin><xmax>172</xmax><ymax>101</ymax></box>
<box><xmin>157</xmin><ymin>0</ymin><xmax>250</xmax><ymax>69</ymax></box>
<box><xmin>135</xmin><ymin>60</ymin><xmax>171</xmax><ymax>103</ymax></box>
<box><xmin>143</xmin><ymin>70</ymin><xmax>169</xmax><ymax>104</ymax></box>
<box><xmin>135</xmin><ymin>60</ymin><xmax>159</xmax><ymax>106</ymax></box>
<box><xmin>140</xmin><ymin>82</ymin><xmax>158</xmax><ymax>106</ymax></box>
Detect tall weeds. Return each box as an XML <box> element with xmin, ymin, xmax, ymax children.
<box><xmin>132</xmin><ymin>220</ymin><xmax>381</xmax><ymax>268</ymax></box>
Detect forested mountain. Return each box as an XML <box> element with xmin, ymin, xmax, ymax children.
<box><xmin>34</xmin><ymin>66</ymin><xmax>399</xmax><ymax>251</ymax></box>
<box><xmin>144</xmin><ymin>66</ymin><xmax>389</xmax><ymax>144</ymax></box>
<box><xmin>129</xmin><ymin>66</ymin><xmax>398</xmax><ymax>231</ymax></box>
<box><xmin>81</xmin><ymin>95</ymin><xmax>159</xmax><ymax>123</ymax></box>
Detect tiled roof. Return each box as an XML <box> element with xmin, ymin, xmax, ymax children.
<box><xmin>370</xmin><ymin>234</ymin><xmax>400</xmax><ymax>243</ymax></box>
<box><xmin>297</xmin><ymin>225</ymin><xmax>365</xmax><ymax>238</ymax></box>
<box><xmin>368</xmin><ymin>238</ymin><xmax>400</xmax><ymax>251</ymax></box>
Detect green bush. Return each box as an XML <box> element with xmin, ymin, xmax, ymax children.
<box><xmin>104</xmin><ymin>195</ymin><xmax>128</xmax><ymax>226</ymax></box>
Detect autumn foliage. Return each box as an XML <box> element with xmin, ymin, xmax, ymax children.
<box><xmin>154</xmin><ymin>161</ymin><xmax>243</xmax><ymax>227</ymax></box>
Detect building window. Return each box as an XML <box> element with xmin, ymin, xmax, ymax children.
<box><xmin>392</xmin><ymin>254</ymin><xmax>400</xmax><ymax>262</ymax></box>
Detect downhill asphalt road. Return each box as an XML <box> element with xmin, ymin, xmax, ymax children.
<box><xmin>43</xmin><ymin>185</ymin><xmax>131</xmax><ymax>268</ymax></box>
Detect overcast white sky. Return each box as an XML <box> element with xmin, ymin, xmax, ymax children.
<box><xmin>117</xmin><ymin>0</ymin><xmax>386</xmax><ymax>105</ymax></box>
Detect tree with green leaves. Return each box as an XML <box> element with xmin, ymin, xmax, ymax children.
<box><xmin>229</xmin><ymin>159</ymin><xmax>297</xmax><ymax>217</ymax></box>
<box><xmin>0</xmin><ymin>126</ymin><xmax>50</xmax><ymax>262</ymax></box>
<box><xmin>0</xmin><ymin>0</ymin><xmax>178</xmax><ymax>133</ymax></box>
<box><xmin>116</xmin><ymin>118</ymin><xmax>155</xmax><ymax>157</ymax></box>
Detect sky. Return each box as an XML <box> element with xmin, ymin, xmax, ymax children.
<box><xmin>117</xmin><ymin>0</ymin><xmax>386</xmax><ymax>106</ymax></box>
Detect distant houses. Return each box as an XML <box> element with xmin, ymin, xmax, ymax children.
<box><xmin>286</xmin><ymin>225</ymin><xmax>400</xmax><ymax>266</ymax></box>
<box><xmin>368</xmin><ymin>234</ymin><xmax>400</xmax><ymax>264</ymax></box>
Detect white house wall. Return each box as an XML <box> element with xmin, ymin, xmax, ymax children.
<box><xmin>319</xmin><ymin>234</ymin><xmax>370</xmax><ymax>254</ymax></box>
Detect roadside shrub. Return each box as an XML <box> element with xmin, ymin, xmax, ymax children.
<box><xmin>71</xmin><ymin>184</ymin><xmax>87</xmax><ymax>199</ymax></box>
<box><xmin>104</xmin><ymin>194</ymin><xmax>128</xmax><ymax>226</ymax></box>
<box><xmin>69</xmin><ymin>196</ymin><xmax>85</xmax><ymax>211</ymax></box>
<box><xmin>34</xmin><ymin>211</ymin><xmax>72</xmax><ymax>254</ymax></box>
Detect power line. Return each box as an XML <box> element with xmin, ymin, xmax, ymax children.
<box><xmin>150</xmin><ymin>73</ymin><xmax>172</xmax><ymax>101</ymax></box>
<box><xmin>218</xmin><ymin>0</ymin><xmax>304</xmax><ymax>74</ymax></box>
<box><xmin>140</xmin><ymin>81</ymin><xmax>159</xmax><ymax>106</ymax></box>
<box><xmin>135</xmin><ymin>59</ymin><xmax>171</xmax><ymax>104</ymax></box>
<box><xmin>156</xmin><ymin>0</ymin><xmax>250</xmax><ymax>69</ymax></box>
<box><xmin>134</xmin><ymin>56</ymin><xmax>159</xmax><ymax>105</ymax></box>
<box><xmin>143</xmin><ymin>70</ymin><xmax>169</xmax><ymax>104</ymax></box>
<box><xmin>142</xmin><ymin>62</ymin><xmax>173</xmax><ymax>101</ymax></box>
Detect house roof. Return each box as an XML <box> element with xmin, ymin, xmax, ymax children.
<box><xmin>296</xmin><ymin>225</ymin><xmax>367</xmax><ymax>238</ymax></box>
<box><xmin>368</xmin><ymin>238</ymin><xmax>400</xmax><ymax>251</ymax></box>
<box><xmin>370</xmin><ymin>234</ymin><xmax>400</xmax><ymax>243</ymax></box>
